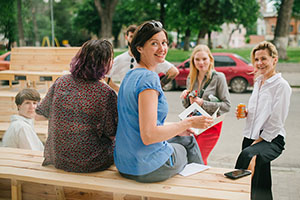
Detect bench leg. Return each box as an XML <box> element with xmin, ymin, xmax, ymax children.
<box><xmin>141</xmin><ymin>197</ymin><xmax>149</xmax><ymax>200</ymax></box>
<box><xmin>11</xmin><ymin>179</ymin><xmax>22</xmax><ymax>200</ymax></box>
<box><xmin>113</xmin><ymin>193</ymin><xmax>126</xmax><ymax>200</ymax></box>
<box><xmin>55</xmin><ymin>186</ymin><xmax>66</xmax><ymax>200</ymax></box>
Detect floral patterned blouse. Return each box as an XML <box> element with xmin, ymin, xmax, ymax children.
<box><xmin>36</xmin><ymin>74</ymin><xmax>118</xmax><ymax>173</ymax></box>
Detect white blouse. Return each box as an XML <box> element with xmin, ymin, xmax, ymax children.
<box><xmin>243</xmin><ymin>73</ymin><xmax>292</xmax><ymax>142</ymax></box>
<box><xmin>2</xmin><ymin>115</ymin><xmax>44</xmax><ymax>151</ymax></box>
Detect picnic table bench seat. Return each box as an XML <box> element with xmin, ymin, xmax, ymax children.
<box><xmin>0</xmin><ymin>47</ymin><xmax>79</xmax><ymax>89</ymax></box>
<box><xmin>0</xmin><ymin>147</ymin><xmax>250</xmax><ymax>200</ymax></box>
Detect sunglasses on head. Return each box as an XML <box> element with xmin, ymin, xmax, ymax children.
<box><xmin>138</xmin><ymin>20</ymin><xmax>163</xmax><ymax>32</ymax></box>
<box><xmin>130</xmin><ymin>58</ymin><xmax>134</xmax><ymax>69</ymax></box>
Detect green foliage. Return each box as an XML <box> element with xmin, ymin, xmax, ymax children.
<box><xmin>166</xmin><ymin>0</ymin><xmax>259</xmax><ymax>49</ymax></box>
<box><xmin>0</xmin><ymin>0</ymin><xmax>267</xmax><ymax>50</ymax></box>
<box><xmin>293</xmin><ymin>0</ymin><xmax>300</xmax><ymax>17</ymax></box>
<box><xmin>225</xmin><ymin>0</ymin><xmax>259</xmax><ymax>28</ymax></box>
<box><xmin>0</xmin><ymin>0</ymin><xmax>17</xmax><ymax>49</ymax></box>
<box><xmin>73</xmin><ymin>0</ymin><xmax>101</xmax><ymax>36</ymax></box>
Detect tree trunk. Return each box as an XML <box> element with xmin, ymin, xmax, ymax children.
<box><xmin>31</xmin><ymin>3</ymin><xmax>40</xmax><ymax>46</ymax></box>
<box><xmin>17</xmin><ymin>0</ymin><xmax>25</xmax><ymax>46</ymax></box>
<box><xmin>176</xmin><ymin>29</ymin><xmax>180</xmax><ymax>48</ymax></box>
<box><xmin>227</xmin><ymin>24</ymin><xmax>240</xmax><ymax>49</ymax></box>
<box><xmin>160</xmin><ymin>0</ymin><xmax>166</xmax><ymax>26</ymax></box>
<box><xmin>197</xmin><ymin>29</ymin><xmax>207</xmax><ymax>45</ymax></box>
<box><xmin>273</xmin><ymin>0</ymin><xmax>295</xmax><ymax>60</ymax></box>
<box><xmin>94</xmin><ymin>0</ymin><xmax>118</xmax><ymax>43</ymax></box>
<box><xmin>208</xmin><ymin>31</ymin><xmax>212</xmax><ymax>49</ymax></box>
<box><xmin>183</xmin><ymin>28</ymin><xmax>190</xmax><ymax>51</ymax></box>
<box><xmin>295</xmin><ymin>19</ymin><xmax>299</xmax><ymax>46</ymax></box>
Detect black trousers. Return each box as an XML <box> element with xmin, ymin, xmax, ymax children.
<box><xmin>235</xmin><ymin>135</ymin><xmax>285</xmax><ymax>200</ymax></box>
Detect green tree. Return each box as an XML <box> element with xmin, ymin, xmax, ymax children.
<box><xmin>17</xmin><ymin>0</ymin><xmax>25</xmax><ymax>46</ymax></box>
<box><xmin>166</xmin><ymin>0</ymin><xmax>202</xmax><ymax>51</ymax></box>
<box><xmin>0</xmin><ymin>0</ymin><xmax>17</xmax><ymax>50</ymax></box>
<box><xmin>293</xmin><ymin>0</ymin><xmax>300</xmax><ymax>16</ymax></box>
<box><xmin>167</xmin><ymin>0</ymin><xmax>259</xmax><ymax>50</ymax></box>
<box><xmin>73</xmin><ymin>0</ymin><xmax>100</xmax><ymax>35</ymax></box>
<box><xmin>112</xmin><ymin>0</ymin><xmax>162</xmax><ymax>47</ymax></box>
<box><xmin>224</xmin><ymin>0</ymin><xmax>259</xmax><ymax>47</ymax></box>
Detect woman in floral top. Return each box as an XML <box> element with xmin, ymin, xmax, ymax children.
<box><xmin>36</xmin><ymin>40</ymin><xmax>118</xmax><ymax>173</ymax></box>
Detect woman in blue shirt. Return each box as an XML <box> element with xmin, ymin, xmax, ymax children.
<box><xmin>114</xmin><ymin>21</ymin><xmax>213</xmax><ymax>183</ymax></box>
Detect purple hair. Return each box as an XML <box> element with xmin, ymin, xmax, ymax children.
<box><xmin>70</xmin><ymin>40</ymin><xmax>113</xmax><ymax>81</ymax></box>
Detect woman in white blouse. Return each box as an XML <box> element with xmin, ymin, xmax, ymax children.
<box><xmin>235</xmin><ymin>41</ymin><xmax>291</xmax><ymax>200</ymax></box>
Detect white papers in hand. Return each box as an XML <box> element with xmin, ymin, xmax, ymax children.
<box><xmin>178</xmin><ymin>102</ymin><xmax>226</xmax><ymax>135</ymax></box>
<box><xmin>179</xmin><ymin>163</ymin><xmax>210</xmax><ymax>177</ymax></box>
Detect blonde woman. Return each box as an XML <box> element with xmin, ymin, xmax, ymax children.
<box><xmin>235</xmin><ymin>41</ymin><xmax>291</xmax><ymax>200</ymax></box>
<box><xmin>180</xmin><ymin>45</ymin><xmax>231</xmax><ymax>165</ymax></box>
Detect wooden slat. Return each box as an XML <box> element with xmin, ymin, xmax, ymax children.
<box><xmin>0</xmin><ymin>158</ymin><xmax>250</xmax><ymax>194</ymax></box>
<box><xmin>0</xmin><ymin>167</ymin><xmax>249</xmax><ymax>200</ymax></box>
<box><xmin>10</xmin><ymin>47</ymin><xmax>80</xmax><ymax>72</ymax></box>
<box><xmin>0</xmin><ymin>147</ymin><xmax>250</xmax><ymax>200</ymax></box>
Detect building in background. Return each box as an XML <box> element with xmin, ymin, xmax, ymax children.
<box><xmin>210</xmin><ymin>23</ymin><xmax>247</xmax><ymax>49</ymax></box>
<box><xmin>250</xmin><ymin>0</ymin><xmax>300</xmax><ymax>47</ymax></box>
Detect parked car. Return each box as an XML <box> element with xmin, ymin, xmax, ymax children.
<box><xmin>0</xmin><ymin>51</ymin><xmax>10</xmax><ymax>71</ymax></box>
<box><xmin>161</xmin><ymin>53</ymin><xmax>254</xmax><ymax>93</ymax></box>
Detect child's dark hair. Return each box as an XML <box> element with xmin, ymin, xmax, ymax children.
<box><xmin>15</xmin><ymin>88</ymin><xmax>41</xmax><ymax>106</ymax></box>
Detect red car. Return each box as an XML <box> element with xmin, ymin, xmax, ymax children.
<box><xmin>162</xmin><ymin>53</ymin><xmax>254</xmax><ymax>93</ymax></box>
<box><xmin>0</xmin><ymin>51</ymin><xmax>10</xmax><ymax>71</ymax></box>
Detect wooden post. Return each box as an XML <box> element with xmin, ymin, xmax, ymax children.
<box><xmin>11</xmin><ymin>179</ymin><xmax>22</xmax><ymax>200</ymax></box>
<box><xmin>55</xmin><ymin>186</ymin><xmax>66</xmax><ymax>200</ymax></box>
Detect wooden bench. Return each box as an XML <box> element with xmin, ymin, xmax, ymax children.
<box><xmin>0</xmin><ymin>147</ymin><xmax>250</xmax><ymax>200</ymax></box>
<box><xmin>0</xmin><ymin>90</ymin><xmax>48</xmax><ymax>143</ymax></box>
<box><xmin>0</xmin><ymin>47</ymin><xmax>80</xmax><ymax>89</ymax></box>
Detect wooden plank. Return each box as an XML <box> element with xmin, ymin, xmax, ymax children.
<box><xmin>0</xmin><ymin>151</ymin><xmax>250</xmax><ymax>191</ymax></box>
<box><xmin>0</xmin><ymin>158</ymin><xmax>250</xmax><ymax>195</ymax></box>
<box><xmin>0</xmin><ymin>160</ymin><xmax>250</xmax><ymax>199</ymax></box>
<box><xmin>0</xmin><ymin>166</ymin><xmax>250</xmax><ymax>200</ymax></box>
<box><xmin>55</xmin><ymin>186</ymin><xmax>66</xmax><ymax>200</ymax></box>
<box><xmin>0</xmin><ymin>148</ymin><xmax>250</xmax><ymax>192</ymax></box>
<box><xmin>0</xmin><ymin>147</ymin><xmax>250</xmax><ymax>200</ymax></box>
<box><xmin>21</xmin><ymin>182</ymin><xmax>57</xmax><ymax>200</ymax></box>
<box><xmin>0</xmin><ymin>178</ymin><xmax>11</xmax><ymax>199</ymax></box>
<box><xmin>10</xmin><ymin>47</ymin><xmax>80</xmax><ymax>72</ymax></box>
<box><xmin>63</xmin><ymin>187</ymin><xmax>113</xmax><ymax>200</ymax></box>
<box><xmin>0</xmin><ymin>70</ymin><xmax>70</xmax><ymax>76</ymax></box>
<box><xmin>113</xmin><ymin>193</ymin><xmax>126</xmax><ymax>200</ymax></box>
